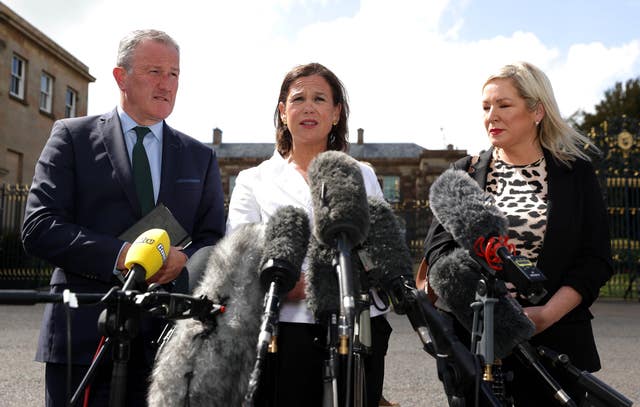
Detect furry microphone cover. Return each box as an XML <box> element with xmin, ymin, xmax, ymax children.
<box><xmin>429</xmin><ymin>168</ymin><xmax>508</xmax><ymax>250</ymax></box>
<box><xmin>148</xmin><ymin>223</ymin><xmax>266</xmax><ymax>407</ymax></box>
<box><xmin>308</xmin><ymin>150</ymin><xmax>370</xmax><ymax>247</ymax></box>
<box><xmin>428</xmin><ymin>247</ymin><xmax>535</xmax><ymax>359</ymax></box>
<box><xmin>361</xmin><ymin>196</ymin><xmax>414</xmax><ymax>289</ymax></box>
<box><xmin>260</xmin><ymin>205</ymin><xmax>310</xmax><ymax>293</ymax></box>
<box><xmin>304</xmin><ymin>234</ymin><xmax>340</xmax><ymax>320</ymax></box>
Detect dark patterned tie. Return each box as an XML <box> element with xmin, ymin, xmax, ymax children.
<box><xmin>132</xmin><ymin>126</ymin><xmax>155</xmax><ymax>215</ymax></box>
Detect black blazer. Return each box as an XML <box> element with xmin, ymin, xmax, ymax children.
<box><xmin>23</xmin><ymin>109</ymin><xmax>226</xmax><ymax>364</ymax></box>
<box><xmin>425</xmin><ymin>147</ymin><xmax>613</xmax><ymax>371</ymax></box>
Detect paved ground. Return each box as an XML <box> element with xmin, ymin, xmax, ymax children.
<box><xmin>0</xmin><ymin>300</ymin><xmax>638</xmax><ymax>406</ymax></box>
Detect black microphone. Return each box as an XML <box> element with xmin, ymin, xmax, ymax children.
<box><xmin>307</xmin><ymin>150</ymin><xmax>370</xmax><ymax>326</ymax></box>
<box><xmin>308</xmin><ymin>150</ymin><xmax>370</xmax><ymax>248</ymax></box>
<box><xmin>357</xmin><ymin>197</ymin><xmax>413</xmax><ymax>309</ymax></box>
<box><xmin>359</xmin><ymin>197</ymin><xmax>432</xmax><ymax>342</ymax></box>
<box><xmin>148</xmin><ymin>223</ymin><xmax>267</xmax><ymax>407</ymax></box>
<box><xmin>307</xmin><ymin>151</ymin><xmax>370</xmax><ymax>406</ymax></box>
<box><xmin>429</xmin><ymin>169</ymin><xmax>547</xmax><ymax>303</ymax></box>
<box><xmin>359</xmin><ymin>197</ymin><xmax>487</xmax><ymax>403</ymax></box>
<box><xmin>537</xmin><ymin>346</ymin><xmax>634</xmax><ymax>407</ymax></box>
<box><xmin>184</xmin><ymin>245</ymin><xmax>216</xmax><ymax>293</ymax></box>
<box><xmin>305</xmin><ymin>234</ymin><xmax>340</xmax><ymax>320</ymax></box>
<box><xmin>245</xmin><ymin>206</ymin><xmax>310</xmax><ymax>405</ymax></box>
<box><xmin>428</xmin><ymin>248</ymin><xmax>536</xmax><ymax>359</ymax></box>
<box><xmin>258</xmin><ymin>205</ymin><xmax>310</xmax><ymax>294</ymax></box>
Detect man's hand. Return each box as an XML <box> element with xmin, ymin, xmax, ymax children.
<box><xmin>147</xmin><ymin>246</ymin><xmax>188</xmax><ymax>285</ymax></box>
<box><xmin>117</xmin><ymin>242</ymin><xmax>132</xmax><ymax>271</ymax></box>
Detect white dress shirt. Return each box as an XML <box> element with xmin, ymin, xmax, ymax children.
<box><xmin>226</xmin><ymin>150</ymin><xmax>390</xmax><ymax>324</ymax></box>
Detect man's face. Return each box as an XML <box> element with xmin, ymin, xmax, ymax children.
<box><xmin>113</xmin><ymin>39</ymin><xmax>180</xmax><ymax>125</ymax></box>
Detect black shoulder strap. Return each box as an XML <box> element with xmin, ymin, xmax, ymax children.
<box><xmin>453</xmin><ymin>155</ymin><xmax>473</xmax><ymax>171</ymax></box>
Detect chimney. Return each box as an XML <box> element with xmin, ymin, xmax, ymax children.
<box><xmin>213</xmin><ymin>128</ymin><xmax>222</xmax><ymax>145</ymax></box>
<box><xmin>357</xmin><ymin>128</ymin><xmax>364</xmax><ymax>145</ymax></box>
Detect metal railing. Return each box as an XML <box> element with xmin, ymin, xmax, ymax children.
<box><xmin>0</xmin><ymin>184</ymin><xmax>52</xmax><ymax>289</ymax></box>
<box><xmin>1</xmin><ymin>183</ymin><xmax>636</xmax><ymax>299</ymax></box>
<box><xmin>604</xmin><ymin>177</ymin><xmax>640</xmax><ymax>299</ymax></box>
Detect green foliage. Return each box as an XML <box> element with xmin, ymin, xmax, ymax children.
<box><xmin>577</xmin><ymin>77</ymin><xmax>640</xmax><ymax>134</ymax></box>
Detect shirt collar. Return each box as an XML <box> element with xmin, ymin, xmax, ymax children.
<box><xmin>117</xmin><ymin>105</ymin><xmax>163</xmax><ymax>142</ymax></box>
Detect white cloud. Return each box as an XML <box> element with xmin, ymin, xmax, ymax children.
<box><xmin>5</xmin><ymin>0</ymin><xmax>640</xmax><ymax>156</ymax></box>
<box><xmin>552</xmin><ymin>40</ymin><xmax>640</xmax><ymax>116</ymax></box>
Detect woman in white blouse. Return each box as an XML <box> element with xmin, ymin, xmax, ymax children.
<box><xmin>227</xmin><ymin>63</ymin><xmax>392</xmax><ymax>407</ymax></box>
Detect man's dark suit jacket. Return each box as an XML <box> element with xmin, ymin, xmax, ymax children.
<box><xmin>425</xmin><ymin>147</ymin><xmax>613</xmax><ymax>371</ymax></box>
<box><xmin>22</xmin><ymin>108</ymin><xmax>225</xmax><ymax>365</ymax></box>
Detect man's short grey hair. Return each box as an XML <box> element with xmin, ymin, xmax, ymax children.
<box><xmin>116</xmin><ymin>29</ymin><xmax>179</xmax><ymax>71</ymax></box>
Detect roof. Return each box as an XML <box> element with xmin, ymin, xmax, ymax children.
<box><xmin>348</xmin><ymin>143</ymin><xmax>425</xmax><ymax>159</ymax></box>
<box><xmin>208</xmin><ymin>142</ymin><xmax>426</xmax><ymax>159</ymax></box>
<box><xmin>209</xmin><ymin>143</ymin><xmax>275</xmax><ymax>159</ymax></box>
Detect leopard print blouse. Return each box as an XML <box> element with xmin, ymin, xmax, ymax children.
<box><xmin>485</xmin><ymin>151</ymin><xmax>548</xmax><ymax>263</ymax></box>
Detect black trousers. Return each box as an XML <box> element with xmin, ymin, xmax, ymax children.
<box><xmin>256</xmin><ymin>315</ymin><xmax>392</xmax><ymax>407</ymax></box>
<box><xmin>45</xmin><ymin>357</ymin><xmax>152</xmax><ymax>407</ymax></box>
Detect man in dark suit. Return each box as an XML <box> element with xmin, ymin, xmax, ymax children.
<box><xmin>21</xmin><ymin>29</ymin><xmax>225</xmax><ymax>406</ymax></box>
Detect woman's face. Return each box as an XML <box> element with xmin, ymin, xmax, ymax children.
<box><xmin>278</xmin><ymin>74</ymin><xmax>341</xmax><ymax>151</ymax></box>
<box><xmin>482</xmin><ymin>78</ymin><xmax>542</xmax><ymax>151</ymax></box>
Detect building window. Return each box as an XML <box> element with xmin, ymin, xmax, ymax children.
<box><xmin>40</xmin><ymin>72</ymin><xmax>54</xmax><ymax>113</ymax></box>
<box><xmin>10</xmin><ymin>55</ymin><xmax>26</xmax><ymax>99</ymax></box>
<box><xmin>381</xmin><ymin>175</ymin><xmax>401</xmax><ymax>203</ymax></box>
<box><xmin>65</xmin><ymin>87</ymin><xmax>77</xmax><ymax>118</ymax></box>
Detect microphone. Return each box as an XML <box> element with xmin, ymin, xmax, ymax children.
<box><xmin>429</xmin><ymin>169</ymin><xmax>547</xmax><ymax>303</ymax></box>
<box><xmin>308</xmin><ymin>151</ymin><xmax>370</xmax><ymax>405</ymax></box>
<box><xmin>122</xmin><ymin>228</ymin><xmax>170</xmax><ymax>291</ymax></box>
<box><xmin>307</xmin><ymin>151</ymin><xmax>369</xmax><ymax>319</ymax></box>
<box><xmin>148</xmin><ymin>223</ymin><xmax>267</xmax><ymax>407</ymax></box>
<box><xmin>428</xmin><ymin>247</ymin><xmax>535</xmax><ymax>359</ymax></box>
<box><xmin>359</xmin><ymin>197</ymin><xmax>486</xmax><ymax>402</ymax></box>
<box><xmin>359</xmin><ymin>197</ymin><xmax>414</xmax><ymax>297</ymax></box>
<box><xmin>308</xmin><ymin>150</ymin><xmax>370</xmax><ymax>248</ymax></box>
<box><xmin>184</xmin><ymin>245</ymin><xmax>216</xmax><ymax>293</ymax></box>
<box><xmin>358</xmin><ymin>197</ymin><xmax>432</xmax><ymax>342</ymax></box>
<box><xmin>259</xmin><ymin>205</ymin><xmax>310</xmax><ymax>294</ymax></box>
<box><xmin>245</xmin><ymin>206</ymin><xmax>310</xmax><ymax>405</ymax></box>
<box><xmin>304</xmin><ymin>234</ymin><xmax>340</xmax><ymax>320</ymax></box>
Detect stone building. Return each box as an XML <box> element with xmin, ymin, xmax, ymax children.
<box><xmin>0</xmin><ymin>2</ymin><xmax>95</xmax><ymax>184</ymax></box>
<box><xmin>210</xmin><ymin>127</ymin><xmax>467</xmax><ymax>204</ymax></box>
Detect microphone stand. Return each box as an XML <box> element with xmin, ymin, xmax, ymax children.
<box><xmin>470</xmin><ymin>262</ymin><xmax>577</xmax><ymax>407</ymax></box>
<box><xmin>322</xmin><ymin>313</ymin><xmax>340</xmax><ymax>407</ymax></box>
<box><xmin>333</xmin><ymin>232</ymin><xmax>356</xmax><ymax>407</ymax></box>
<box><xmin>537</xmin><ymin>346</ymin><xmax>633</xmax><ymax>407</ymax></box>
<box><xmin>0</xmin><ymin>288</ymin><xmax>224</xmax><ymax>407</ymax></box>
<box><xmin>352</xmin><ymin>292</ymin><xmax>372</xmax><ymax>407</ymax></box>
<box><xmin>384</xmin><ymin>276</ymin><xmax>502</xmax><ymax>407</ymax></box>
<box><xmin>244</xmin><ymin>279</ymin><xmax>281</xmax><ymax>406</ymax></box>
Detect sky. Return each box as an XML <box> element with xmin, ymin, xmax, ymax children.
<box><xmin>4</xmin><ymin>0</ymin><xmax>640</xmax><ymax>155</ymax></box>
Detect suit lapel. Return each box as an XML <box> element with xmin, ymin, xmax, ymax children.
<box><xmin>158</xmin><ymin>122</ymin><xmax>181</xmax><ymax>205</ymax></box>
<box><xmin>101</xmin><ymin>108</ymin><xmax>140</xmax><ymax>214</ymax></box>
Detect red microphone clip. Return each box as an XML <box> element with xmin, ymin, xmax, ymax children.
<box><xmin>473</xmin><ymin>235</ymin><xmax>515</xmax><ymax>271</ymax></box>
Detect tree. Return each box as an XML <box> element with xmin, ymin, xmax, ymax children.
<box><xmin>576</xmin><ymin>77</ymin><xmax>640</xmax><ymax>133</ymax></box>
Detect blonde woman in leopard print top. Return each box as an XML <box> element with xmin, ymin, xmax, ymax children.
<box><xmin>425</xmin><ymin>62</ymin><xmax>613</xmax><ymax>407</ymax></box>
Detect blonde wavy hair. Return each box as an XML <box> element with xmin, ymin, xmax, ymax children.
<box><xmin>484</xmin><ymin>61</ymin><xmax>596</xmax><ymax>166</ymax></box>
